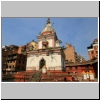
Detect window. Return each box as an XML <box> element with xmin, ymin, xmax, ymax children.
<box><xmin>91</xmin><ymin>51</ymin><xmax>94</xmax><ymax>54</ymax></box>
<box><xmin>18</xmin><ymin>66</ymin><xmax>20</xmax><ymax>69</ymax></box>
<box><xmin>75</xmin><ymin>66</ymin><xmax>77</xmax><ymax>69</ymax></box>
<box><xmin>96</xmin><ymin>55</ymin><xmax>98</xmax><ymax>57</ymax></box>
<box><xmin>96</xmin><ymin>51</ymin><xmax>98</xmax><ymax>54</ymax></box>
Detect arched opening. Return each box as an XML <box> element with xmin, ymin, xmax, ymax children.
<box><xmin>39</xmin><ymin>59</ymin><xmax>45</xmax><ymax>69</ymax></box>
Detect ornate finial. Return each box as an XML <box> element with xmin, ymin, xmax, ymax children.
<box><xmin>47</xmin><ymin>18</ymin><xmax>50</xmax><ymax>24</ymax></box>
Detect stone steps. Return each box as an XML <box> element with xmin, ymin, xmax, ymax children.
<box><xmin>29</xmin><ymin>70</ymin><xmax>42</xmax><ymax>82</ymax></box>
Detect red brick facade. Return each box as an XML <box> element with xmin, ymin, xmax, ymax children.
<box><xmin>65</xmin><ymin>59</ymin><xmax>98</xmax><ymax>78</ymax></box>
<box><xmin>87</xmin><ymin>38</ymin><xmax>98</xmax><ymax>60</ymax></box>
<box><xmin>64</xmin><ymin>43</ymin><xmax>76</xmax><ymax>63</ymax></box>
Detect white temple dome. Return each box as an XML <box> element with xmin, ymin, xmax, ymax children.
<box><xmin>41</xmin><ymin>18</ymin><xmax>56</xmax><ymax>35</ymax></box>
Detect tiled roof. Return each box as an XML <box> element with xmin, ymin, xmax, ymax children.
<box><xmin>66</xmin><ymin>59</ymin><xmax>98</xmax><ymax>66</ymax></box>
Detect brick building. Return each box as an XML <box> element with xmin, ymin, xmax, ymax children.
<box><xmin>2</xmin><ymin>39</ymin><xmax>38</xmax><ymax>73</ymax></box>
<box><xmin>87</xmin><ymin>38</ymin><xmax>98</xmax><ymax>60</ymax></box>
<box><xmin>75</xmin><ymin>52</ymin><xmax>86</xmax><ymax>62</ymax></box>
<box><xmin>64</xmin><ymin>43</ymin><xmax>76</xmax><ymax>63</ymax></box>
<box><xmin>65</xmin><ymin>58</ymin><xmax>98</xmax><ymax>78</ymax></box>
<box><xmin>64</xmin><ymin>43</ymin><xmax>86</xmax><ymax>63</ymax></box>
<box><xmin>7</xmin><ymin>53</ymin><xmax>27</xmax><ymax>72</ymax></box>
<box><xmin>2</xmin><ymin>45</ymin><xmax>13</xmax><ymax>71</ymax></box>
<box><xmin>2</xmin><ymin>45</ymin><xmax>27</xmax><ymax>72</ymax></box>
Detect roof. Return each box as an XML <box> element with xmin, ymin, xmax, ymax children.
<box><xmin>87</xmin><ymin>38</ymin><xmax>98</xmax><ymax>49</ymax></box>
<box><xmin>41</xmin><ymin>18</ymin><xmax>56</xmax><ymax>35</ymax></box>
<box><xmin>66</xmin><ymin>59</ymin><xmax>98</xmax><ymax>66</ymax></box>
<box><xmin>87</xmin><ymin>44</ymin><xmax>93</xmax><ymax>49</ymax></box>
<box><xmin>9</xmin><ymin>45</ymin><xmax>19</xmax><ymax>48</ymax></box>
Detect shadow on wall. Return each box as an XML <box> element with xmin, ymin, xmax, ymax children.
<box><xmin>62</xmin><ymin>66</ymin><xmax>66</xmax><ymax>72</ymax></box>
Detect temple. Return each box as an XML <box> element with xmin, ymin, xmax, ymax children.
<box><xmin>26</xmin><ymin>18</ymin><xmax>65</xmax><ymax>71</ymax></box>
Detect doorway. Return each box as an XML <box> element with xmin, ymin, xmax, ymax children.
<box><xmin>39</xmin><ymin>59</ymin><xmax>45</xmax><ymax>69</ymax></box>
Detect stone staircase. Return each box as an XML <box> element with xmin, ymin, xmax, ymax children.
<box><xmin>29</xmin><ymin>70</ymin><xmax>42</xmax><ymax>82</ymax></box>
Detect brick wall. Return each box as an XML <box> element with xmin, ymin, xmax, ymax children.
<box><xmin>64</xmin><ymin>44</ymin><xmax>76</xmax><ymax>63</ymax></box>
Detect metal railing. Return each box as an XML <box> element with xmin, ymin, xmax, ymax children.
<box><xmin>38</xmin><ymin>70</ymin><xmax>42</xmax><ymax>82</ymax></box>
<box><xmin>28</xmin><ymin>67</ymin><xmax>36</xmax><ymax>82</ymax></box>
<box><xmin>38</xmin><ymin>76</ymin><xmax>42</xmax><ymax>82</ymax></box>
<box><xmin>13</xmin><ymin>56</ymin><xmax>17</xmax><ymax>59</ymax></box>
<box><xmin>7</xmin><ymin>56</ymin><xmax>17</xmax><ymax>60</ymax></box>
<box><xmin>7</xmin><ymin>57</ymin><xmax>13</xmax><ymax>60</ymax></box>
<box><xmin>28</xmin><ymin>71</ymin><xmax>36</xmax><ymax>82</ymax></box>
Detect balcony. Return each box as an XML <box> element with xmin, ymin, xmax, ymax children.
<box><xmin>7</xmin><ymin>57</ymin><xmax>13</xmax><ymax>60</ymax></box>
<box><xmin>7</xmin><ymin>56</ymin><xmax>17</xmax><ymax>60</ymax></box>
<box><xmin>13</xmin><ymin>56</ymin><xmax>17</xmax><ymax>59</ymax></box>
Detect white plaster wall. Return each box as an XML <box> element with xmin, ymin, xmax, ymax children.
<box><xmin>56</xmin><ymin>42</ymin><xmax>60</xmax><ymax>47</ymax></box>
<box><xmin>26</xmin><ymin>54</ymin><xmax>63</xmax><ymax>70</ymax></box>
<box><xmin>50</xmin><ymin>55</ymin><xmax>61</xmax><ymax>67</ymax></box>
<box><xmin>47</xmin><ymin>39</ymin><xmax>52</xmax><ymax>47</ymax></box>
<box><xmin>38</xmin><ymin>41</ymin><xmax>42</xmax><ymax>49</ymax></box>
<box><xmin>54</xmin><ymin>40</ymin><xmax>56</xmax><ymax>47</ymax></box>
<box><xmin>30</xmin><ymin>58</ymin><xmax>35</xmax><ymax>67</ymax></box>
<box><xmin>37</xmin><ymin>55</ymin><xmax>61</xmax><ymax>70</ymax></box>
<box><xmin>26</xmin><ymin>57</ymin><xmax>29</xmax><ymax>68</ymax></box>
<box><xmin>26</xmin><ymin>56</ymin><xmax>39</xmax><ymax>70</ymax></box>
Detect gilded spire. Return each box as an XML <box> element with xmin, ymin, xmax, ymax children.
<box><xmin>47</xmin><ymin>18</ymin><xmax>50</xmax><ymax>24</ymax></box>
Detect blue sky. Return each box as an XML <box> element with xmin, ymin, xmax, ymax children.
<box><xmin>2</xmin><ymin>18</ymin><xmax>98</xmax><ymax>60</ymax></box>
